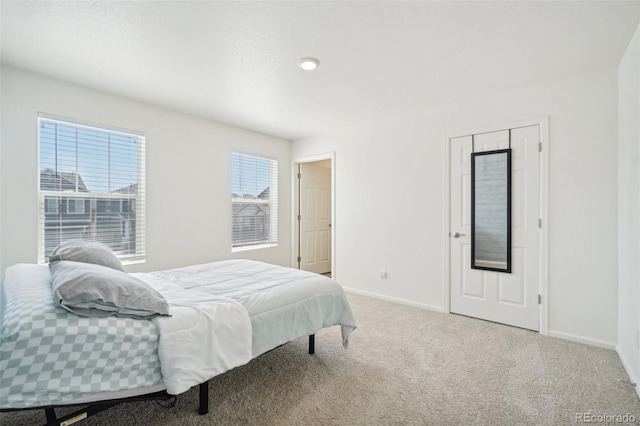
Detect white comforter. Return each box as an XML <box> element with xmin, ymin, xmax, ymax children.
<box><xmin>135</xmin><ymin>273</ymin><xmax>252</xmax><ymax>395</ymax></box>
<box><xmin>149</xmin><ymin>259</ymin><xmax>357</xmax><ymax>358</ymax></box>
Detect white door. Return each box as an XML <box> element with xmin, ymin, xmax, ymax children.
<box><xmin>450</xmin><ymin>125</ymin><xmax>540</xmax><ymax>331</ymax></box>
<box><xmin>299</xmin><ymin>162</ymin><xmax>331</xmax><ymax>274</ymax></box>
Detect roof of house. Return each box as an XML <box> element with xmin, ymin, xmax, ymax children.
<box><xmin>233</xmin><ymin>202</ymin><xmax>269</xmax><ymax>217</ymax></box>
<box><xmin>112</xmin><ymin>183</ymin><xmax>138</xmax><ymax>195</ymax></box>
<box><xmin>40</xmin><ymin>168</ymin><xmax>89</xmax><ymax>192</ymax></box>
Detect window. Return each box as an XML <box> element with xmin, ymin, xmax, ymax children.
<box><xmin>38</xmin><ymin>115</ymin><xmax>146</xmax><ymax>263</ymax></box>
<box><xmin>44</xmin><ymin>197</ymin><xmax>59</xmax><ymax>214</ymax></box>
<box><xmin>231</xmin><ymin>152</ymin><xmax>278</xmax><ymax>248</ymax></box>
<box><xmin>66</xmin><ymin>198</ymin><xmax>86</xmax><ymax>214</ymax></box>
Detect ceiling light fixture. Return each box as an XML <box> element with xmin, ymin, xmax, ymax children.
<box><xmin>298</xmin><ymin>57</ymin><xmax>320</xmax><ymax>71</ymax></box>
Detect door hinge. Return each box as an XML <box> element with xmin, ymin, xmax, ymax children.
<box><xmin>538</xmin><ymin>294</ymin><xmax>542</xmax><ymax>305</ymax></box>
<box><xmin>538</xmin><ymin>218</ymin><xmax>542</xmax><ymax>228</ymax></box>
<box><xmin>297</xmin><ymin>214</ymin><xmax>302</xmax><ymax>221</ymax></box>
<box><xmin>297</xmin><ymin>256</ymin><xmax>302</xmax><ymax>263</ymax></box>
<box><xmin>297</xmin><ymin>172</ymin><xmax>302</xmax><ymax>179</ymax></box>
<box><xmin>539</xmin><ymin>142</ymin><xmax>542</xmax><ymax>152</ymax></box>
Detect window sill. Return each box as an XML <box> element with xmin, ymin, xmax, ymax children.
<box><xmin>122</xmin><ymin>259</ymin><xmax>146</xmax><ymax>266</ymax></box>
<box><xmin>232</xmin><ymin>243</ymin><xmax>278</xmax><ymax>253</ymax></box>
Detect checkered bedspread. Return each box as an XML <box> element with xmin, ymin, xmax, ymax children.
<box><xmin>0</xmin><ymin>264</ymin><xmax>163</xmax><ymax>409</ymax></box>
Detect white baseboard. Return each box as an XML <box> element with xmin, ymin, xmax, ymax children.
<box><xmin>342</xmin><ymin>290</ymin><xmax>622</xmax><ymax>353</ymax></box>
<box><xmin>617</xmin><ymin>345</ymin><xmax>640</xmax><ymax>400</ymax></box>
<box><xmin>547</xmin><ymin>329</ymin><xmax>616</xmax><ymax>350</ymax></box>
<box><xmin>343</xmin><ymin>287</ymin><xmax>445</xmax><ymax>313</ymax></box>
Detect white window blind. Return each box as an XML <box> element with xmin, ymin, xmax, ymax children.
<box><xmin>38</xmin><ymin>115</ymin><xmax>146</xmax><ymax>263</ymax></box>
<box><xmin>231</xmin><ymin>152</ymin><xmax>278</xmax><ymax>248</ymax></box>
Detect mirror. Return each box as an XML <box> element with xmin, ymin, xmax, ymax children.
<box><xmin>471</xmin><ymin>149</ymin><xmax>512</xmax><ymax>273</ymax></box>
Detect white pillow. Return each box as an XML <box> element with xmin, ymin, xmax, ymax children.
<box><xmin>48</xmin><ymin>240</ymin><xmax>125</xmax><ymax>271</ymax></box>
<box><xmin>50</xmin><ymin>260</ymin><xmax>170</xmax><ymax>319</ymax></box>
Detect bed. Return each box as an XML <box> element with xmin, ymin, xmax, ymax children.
<box><xmin>0</xmin><ymin>256</ymin><xmax>356</xmax><ymax>425</ymax></box>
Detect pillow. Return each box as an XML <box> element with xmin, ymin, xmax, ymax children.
<box><xmin>48</xmin><ymin>240</ymin><xmax>125</xmax><ymax>272</ymax></box>
<box><xmin>50</xmin><ymin>260</ymin><xmax>170</xmax><ymax>319</ymax></box>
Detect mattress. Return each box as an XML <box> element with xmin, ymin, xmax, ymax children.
<box><xmin>0</xmin><ymin>259</ymin><xmax>356</xmax><ymax>409</ymax></box>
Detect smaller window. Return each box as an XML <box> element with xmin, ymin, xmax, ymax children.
<box><xmin>231</xmin><ymin>152</ymin><xmax>278</xmax><ymax>249</ymax></box>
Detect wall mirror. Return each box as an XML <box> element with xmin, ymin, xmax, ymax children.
<box><xmin>471</xmin><ymin>149</ymin><xmax>512</xmax><ymax>273</ymax></box>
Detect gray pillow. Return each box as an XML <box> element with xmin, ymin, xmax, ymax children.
<box><xmin>48</xmin><ymin>240</ymin><xmax>126</xmax><ymax>272</ymax></box>
<box><xmin>50</xmin><ymin>260</ymin><xmax>170</xmax><ymax>319</ymax></box>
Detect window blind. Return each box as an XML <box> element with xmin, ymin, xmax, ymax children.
<box><xmin>38</xmin><ymin>116</ymin><xmax>146</xmax><ymax>263</ymax></box>
<box><xmin>231</xmin><ymin>152</ymin><xmax>278</xmax><ymax>248</ymax></box>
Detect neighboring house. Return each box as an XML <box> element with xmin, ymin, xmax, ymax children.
<box><xmin>232</xmin><ymin>187</ymin><xmax>270</xmax><ymax>246</ymax></box>
<box><xmin>40</xmin><ymin>168</ymin><xmax>89</xmax><ymax>192</ymax></box>
<box><xmin>41</xmin><ymin>169</ymin><xmax>137</xmax><ymax>257</ymax></box>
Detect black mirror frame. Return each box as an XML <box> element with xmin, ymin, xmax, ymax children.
<box><xmin>470</xmin><ymin>148</ymin><xmax>512</xmax><ymax>273</ymax></box>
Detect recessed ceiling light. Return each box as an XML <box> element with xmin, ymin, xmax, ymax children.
<box><xmin>298</xmin><ymin>57</ymin><xmax>320</xmax><ymax>71</ymax></box>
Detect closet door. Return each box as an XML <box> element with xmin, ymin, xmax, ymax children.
<box><xmin>450</xmin><ymin>125</ymin><xmax>540</xmax><ymax>331</ymax></box>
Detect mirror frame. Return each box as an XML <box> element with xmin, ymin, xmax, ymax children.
<box><xmin>471</xmin><ymin>148</ymin><xmax>512</xmax><ymax>273</ymax></box>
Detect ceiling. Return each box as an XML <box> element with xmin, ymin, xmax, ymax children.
<box><xmin>1</xmin><ymin>1</ymin><xmax>638</xmax><ymax>141</ymax></box>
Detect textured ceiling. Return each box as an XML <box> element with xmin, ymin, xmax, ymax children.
<box><xmin>1</xmin><ymin>1</ymin><xmax>638</xmax><ymax>140</ymax></box>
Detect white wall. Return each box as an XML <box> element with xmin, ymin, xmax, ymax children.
<box><xmin>617</xmin><ymin>23</ymin><xmax>640</xmax><ymax>394</ymax></box>
<box><xmin>0</xmin><ymin>66</ymin><xmax>291</xmax><ymax>273</ymax></box>
<box><xmin>293</xmin><ymin>68</ymin><xmax>619</xmax><ymax>347</ymax></box>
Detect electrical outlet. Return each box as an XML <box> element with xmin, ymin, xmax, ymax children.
<box><xmin>379</xmin><ymin>269</ymin><xmax>387</xmax><ymax>279</ymax></box>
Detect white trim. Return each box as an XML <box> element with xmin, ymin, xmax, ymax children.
<box><xmin>444</xmin><ymin>116</ymin><xmax>550</xmax><ymax>334</ymax></box>
<box><xmin>538</xmin><ymin>117</ymin><xmax>550</xmax><ymax>335</ymax></box>
<box><xmin>231</xmin><ymin>243</ymin><xmax>278</xmax><ymax>253</ymax></box>
<box><xmin>344</xmin><ymin>287</ymin><xmax>446</xmax><ymax>313</ymax></box>
<box><xmin>443</xmin><ymin>133</ymin><xmax>452</xmax><ymax>314</ymax></box>
<box><xmin>37</xmin><ymin>118</ymin><xmax>44</xmax><ymax>263</ymax></box>
<box><xmin>231</xmin><ymin>149</ymin><xmax>279</xmax><ymax>163</ymax></box>
<box><xmin>292</xmin><ymin>152</ymin><xmax>336</xmax><ymax>279</ymax></box>
<box><xmin>617</xmin><ymin>346</ymin><xmax>640</xmax><ymax>400</ymax></box>
<box><xmin>547</xmin><ymin>330</ymin><xmax>616</xmax><ymax>351</ymax></box>
<box><xmin>37</xmin><ymin>112</ymin><xmax>145</xmax><ymax>137</ymax></box>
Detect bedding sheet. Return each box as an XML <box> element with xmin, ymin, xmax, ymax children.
<box><xmin>134</xmin><ymin>274</ymin><xmax>252</xmax><ymax>395</ymax></box>
<box><xmin>149</xmin><ymin>259</ymin><xmax>357</xmax><ymax>357</ymax></box>
<box><xmin>0</xmin><ymin>264</ymin><xmax>163</xmax><ymax>409</ymax></box>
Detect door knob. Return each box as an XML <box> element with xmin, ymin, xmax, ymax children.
<box><xmin>453</xmin><ymin>232</ymin><xmax>466</xmax><ymax>238</ymax></box>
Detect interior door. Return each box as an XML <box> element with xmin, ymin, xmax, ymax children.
<box><xmin>450</xmin><ymin>125</ymin><xmax>540</xmax><ymax>330</ymax></box>
<box><xmin>299</xmin><ymin>162</ymin><xmax>331</xmax><ymax>274</ymax></box>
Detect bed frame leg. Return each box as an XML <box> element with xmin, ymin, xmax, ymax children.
<box><xmin>44</xmin><ymin>407</ymin><xmax>57</xmax><ymax>423</ymax></box>
<box><xmin>198</xmin><ymin>380</ymin><xmax>209</xmax><ymax>415</ymax></box>
<box><xmin>309</xmin><ymin>334</ymin><xmax>315</xmax><ymax>354</ymax></box>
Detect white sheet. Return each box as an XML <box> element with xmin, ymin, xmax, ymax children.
<box><xmin>135</xmin><ymin>273</ymin><xmax>252</xmax><ymax>395</ymax></box>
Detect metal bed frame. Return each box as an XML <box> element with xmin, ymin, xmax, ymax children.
<box><xmin>1</xmin><ymin>335</ymin><xmax>316</xmax><ymax>426</ymax></box>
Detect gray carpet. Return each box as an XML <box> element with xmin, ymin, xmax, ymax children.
<box><xmin>2</xmin><ymin>292</ymin><xmax>639</xmax><ymax>425</ymax></box>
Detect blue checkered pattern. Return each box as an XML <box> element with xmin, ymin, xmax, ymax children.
<box><xmin>0</xmin><ymin>264</ymin><xmax>163</xmax><ymax>408</ymax></box>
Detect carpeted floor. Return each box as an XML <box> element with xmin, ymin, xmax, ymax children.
<box><xmin>2</xmin><ymin>292</ymin><xmax>639</xmax><ymax>425</ymax></box>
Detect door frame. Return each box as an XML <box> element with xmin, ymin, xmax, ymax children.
<box><xmin>292</xmin><ymin>152</ymin><xmax>336</xmax><ymax>278</ymax></box>
<box><xmin>443</xmin><ymin>117</ymin><xmax>549</xmax><ymax>334</ymax></box>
